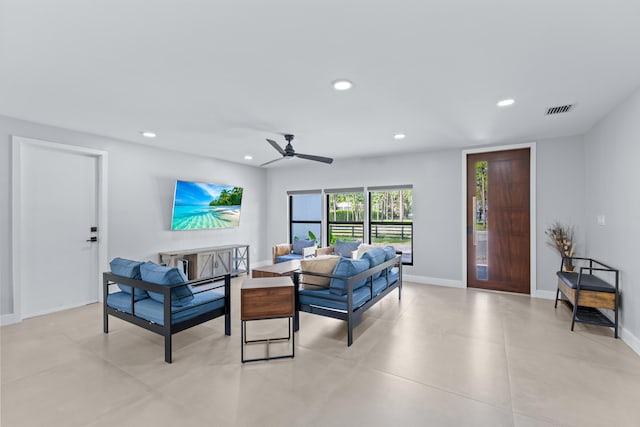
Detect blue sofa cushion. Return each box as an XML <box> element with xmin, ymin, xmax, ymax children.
<box><xmin>275</xmin><ymin>253</ymin><xmax>303</xmax><ymax>263</ymax></box>
<box><xmin>334</xmin><ymin>240</ymin><xmax>361</xmax><ymax>258</ymax></box>
<box><xmin>133</xmin><ymin>289</ymin><xmax>225</xmax><ymax>326</ymax></box>
<box><xmin>389</xmin><ymin>267</ymin><xmax>399</xmax><ymax>285</ymax></box>
<box><xmin>292</xmin><ymin>239</ymin><xmax>315</xmax><ymax>255</ymax></box>
<box><xmin>372</xmin><ymin>276</ymin><xmax>388</xmax><ymax>296</ymax></box>
<box><xmin>106</xmin><ymin>291</ymin><xmax>149</xmax><ymax>314</ymax></box>
<box><xmin>361</xmin><ymin>248</ymin><xmax>386</xmax><ymax>279</ymax></box>
<box><xmin>109</xmin><ymin>258</ymin><xmax>148</xmax><ymax>298</ymax></box>
<box><xmin>329</xmin><ymin>258</ymin><xmax>370</xmax><ymax>296</ymax></box>
<box><xmin>381</xmin><ymin>246</ymin><xmax>398</xmax><ymax>278</ymax></box>
<box><xmin>299</xmin><ymin>286</ymin><xmax>371</xmax><ymax>311</ymax></box>
<box><xmin>140</xmin><ymin>262</ymin><xmax>194</xmax><ymax>307</ymax></box>
<box><xmin>383</xmin><ymin>246</ymin><xmax>397</xmax><ymax>261</ymax></box>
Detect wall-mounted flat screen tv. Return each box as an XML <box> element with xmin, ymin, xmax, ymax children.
<box><xmin>171</xmin><ymin>180</ymin><xmax>243</xmax><ymax>230</ymax></box>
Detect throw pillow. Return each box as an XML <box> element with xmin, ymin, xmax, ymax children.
<box><xmin>292</xmin><ymin>239</ymin><xmax>316</xmax><ymax>255</ymax></box>
<box><xmin>140</xmin><ymin>262</ymin><xmax>194</xmax><ymax>307</ymax></box>
<box><xmin>356</xmin><ymin>244</ymin><xmax>378</xmax><ymax>259</ymax></box>
<box><xmin>109</xmin><ymin>257</ymin><xmax>148</xmax><ymax>298</ymax></box>
<box><xmin>361</xmin><ymin>248</ymin><xmax>387</xmax><ymax>279</ymax></box>
<box><xmin>334</xmin><ymin>240</ymin><xmax>361</xmax><ymax>258</ymax></box>
<box><xmin>274</xmin><ymin>244</ymin><xmax>293</xmax><ymax>257</ymax></box>
<box><xmin>383</xmin><ymin>246</ymin><xmax>397</xmax><ymax>261</ymax></box>
<box><xmin>300</xmin><ymin>255</ymin><xmax>341</xmax><ymax>290</ymax></box>
<box><xmin>329</xmin><ymin>257</ymin><xmax>370</xmax><ymax>296</ymax></box>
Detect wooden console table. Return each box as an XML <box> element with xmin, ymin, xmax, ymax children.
<box><xmin>241</xmin><ymin>276</ymin><xmax>295</xmax><ymax>362</ymax></box>
<box><xmin>159</xmin><ymin>244</ymin><xmax>249</xmax><ymax>280</ymax></box>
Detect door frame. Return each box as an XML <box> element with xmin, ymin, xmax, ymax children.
<box><xmin>461</xmin><ymin>142</ymin><xmax>537</xmax><ymax>296</ymax></box>
<box><xmin>11</xmin><ymin>136</ymin><xmax>109</xmax><ymax>322</ymax></box>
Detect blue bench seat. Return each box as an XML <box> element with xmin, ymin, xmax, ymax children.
<box><xmin>299</xmin><ymin>286</ymin><xmax>371</xmax><ymax>312</ymax></box>
<box><xmin>107</xmin><ymin>288</ymin><xmax>225</xmax><ymax>326</ymax></box>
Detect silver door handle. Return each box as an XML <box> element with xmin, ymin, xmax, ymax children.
<box><xmin>86</xmin><ymin>237</ymin><xmax>97</xmax><ymax>242</ymax></box>
<box><xmin>472</xmin><ymin>196</ymin><xmax>477</xmax><ymax>246</ymax></box>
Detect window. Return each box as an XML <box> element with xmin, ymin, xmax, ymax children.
<box><xmin>289</xmin><ymin>192</ymin><xmax>322</xmax><ymax>245</ymax></box>
<box><xmin>326</xmin><ymin>189</ymin><xmax>365</xmax><ymax>245</ymax></box>
<box><xmin>288</xmin><ymin>186</ymin><xmax>413</xmax><ymax>265</ymax></box>
<box><xmin>369</xmin><ymin>187</ymin><xmax>413</xmax><ymax>265</ymax></box>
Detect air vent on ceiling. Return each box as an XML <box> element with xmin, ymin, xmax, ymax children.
<box><xmin>546</xmin><ymin>104</ymin><xmax>574</xmax><ymax>115</ymax></box>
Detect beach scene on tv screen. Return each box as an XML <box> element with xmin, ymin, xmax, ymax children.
<box><xmin>171</xmin><ymin>180</ymin><xmax>243</xmax><ymax>230</ymax></box>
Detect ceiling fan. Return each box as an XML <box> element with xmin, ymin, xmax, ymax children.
<box><xmin>260</xmin><ymin>134</ymin><xmax>334</xmax><ymax>167</ymax></box>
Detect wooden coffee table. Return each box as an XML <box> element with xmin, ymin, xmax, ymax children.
<box><xmin>251</xmin><ymin>259</ymin><xmax>301</xmax><ymax>278</ymax></box>
<box><xmin>240</xmin><ymin>276</ymin><xmax>295</xmax><ymax>362</ymax></box>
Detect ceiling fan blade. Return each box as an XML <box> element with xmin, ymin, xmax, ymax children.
<box><xmin>260</xmin><ymin>157</ymin><xmax>285</xmax><ymax>167</ymax></box>
<box><xmin>266</xmin><ymin>139</ymin><xmax>286</xmax><ymax>156</ymax></box>
<box><xmin>295</xmin><ymin>153</ymin><xmax>334</xmax><ymax>164</ymax></box>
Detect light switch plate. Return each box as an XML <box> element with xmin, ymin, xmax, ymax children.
<box><xmin>597</xmin><ymin>215</ymin><xmax>606</xmax><ymax>226</ymax></box>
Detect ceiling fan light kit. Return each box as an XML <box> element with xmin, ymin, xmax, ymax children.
<box><xmin>260</xmin><ymin>134</ymin><xmax>334</xmax><ymax>167</ymax></box>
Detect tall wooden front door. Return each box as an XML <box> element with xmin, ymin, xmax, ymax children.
<box><xmin>466</xmin><ymin>148</ymin><xmax>530</xmax><ymax>293</ymax></box>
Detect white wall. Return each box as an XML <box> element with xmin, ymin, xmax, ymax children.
<box><xmin>583</xmin><ymin>87</ymin><xmax>640</xmax><ymax>349</ymax></box>
<box><xmin>0</xmin><ymin>115</ymin><xmax>268</xmax><ymax>319</ymax></box>
<box><xmin>266</xmin><ymin>138</ymin><xmax>586</xmax><ymax>293</ymax></box>
<box><xmin>536</xmin><ymin>135</ymin><xmax>587</xmax><ymax>294</ymax></box>
<box><xmin>266</xmin><ymin>151</ymin><xmax>461</xmax><ymax>282</ymax></box>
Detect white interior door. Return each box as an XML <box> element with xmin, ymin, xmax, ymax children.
<box><xmin>20</xmin><ymin>142</ymin><xmax>99</xmax><ymax>317</ymax></box>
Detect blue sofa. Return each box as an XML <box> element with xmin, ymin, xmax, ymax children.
<box><xmin>103</xmin><ymin>258</ymin><xmax>231</xmax><ymax>363</ymax></box>
<box><xmin>293</xmin><ymin>247</ymin><xmax>402</xmax><ymax>345</ymax></box>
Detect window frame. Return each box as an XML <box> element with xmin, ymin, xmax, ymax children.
<box><xmin>326</xmin><ymin>189</ymin><xmax>365</xmax><ymax>246</ymax></box>
<box><xmin>368</xmin><ymin>187</ymin><xmax>413</xmax><ymax>265</ymax></box>
<box><xmin>288</xmin><ymin>191</ymin><xmax>323</xmax><ymax>246</ymax></box>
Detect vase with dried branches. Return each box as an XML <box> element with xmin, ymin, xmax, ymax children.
<box><xmin>545</xmin><ymin>222</ymin><xmax>576</xmax><ymax>270</ymax></box>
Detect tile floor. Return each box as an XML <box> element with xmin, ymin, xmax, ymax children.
<box><xmin>2</xmin><ymin>280</ymin><xmax>640</xmax><ymax>426</ymax></box>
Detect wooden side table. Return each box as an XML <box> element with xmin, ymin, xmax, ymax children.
<box><xmin>240</xmin><ymin>276</ymin><xmax>295</xmax><ymax>362</ymax></box>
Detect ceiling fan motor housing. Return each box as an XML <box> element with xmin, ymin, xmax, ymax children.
<box><xmin>284</xmin><ymin>134</ymin><xmax>295</xmax><ymax>156</ymax></box>
<box><xmin>284</xmin><ymin>143</ymin><xmax>295</xmax><ymax>156</ymax></box>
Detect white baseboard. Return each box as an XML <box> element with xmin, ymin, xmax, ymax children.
<box><xmin>1</xmin><ymin>313</ymin><xmax>20</xmax><ymax>326</ymax></box>
<box><xmin>401</xmin><ymin>276</ymin><xmax>559</xmax><ymax>301</ymax></box>
<box><xmin>621</xmin><ymin>327</ymin><xmax>640</xmax><ymax>357</ymax></box>
<box><xmin>533</xmin><ymin>290</ymin><xmax>557</xmax><ymax>300</ymax></box>
<box><xmin>403</xmin><ymin>274</ymin><xmax>465</xmax><ymax>288</ymax></box>
<box><xmin>22</xmin><ymin>299</ymin><xmax>97</xmax><ymax>320</ymax></box>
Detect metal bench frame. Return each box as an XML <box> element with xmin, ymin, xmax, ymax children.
<box><xmin>554</xmin><ymin>256</ymin><xmax>619</xmax><ymax>337</ymax></box>
<box><xmin>103</xmin><ymin>273</ymin><xmax>231</xmax><ymax>363</ymax></box>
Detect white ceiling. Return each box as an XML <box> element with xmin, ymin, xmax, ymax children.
<box><xmin>2</xmin><ymin>1</ymin><xmax>640</xmax><ymax>167</ymax></box>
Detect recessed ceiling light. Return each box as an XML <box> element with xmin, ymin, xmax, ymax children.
<box><xmin>394</xmin><ymin>133</ymin><xmax>406</xmax><ymax>140</ymax></box>
<box><xmin>244</xmin><ymin>155</ymin><xmax>253</xmax><ymax>160</ymax></box>
<box><xmin>141</xmin><ymin>131</ymin><xmax>157</xmax><ymax>138</ymax></box>
<box><xmin>497</xmin><ymin>99</ymin><xmax>515</xmax><ymax>107</ymax></box>
<box><xmin>333</xmin><ymin>80</ymin><xmax>353</xmax><ymax>91</ymax></box>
